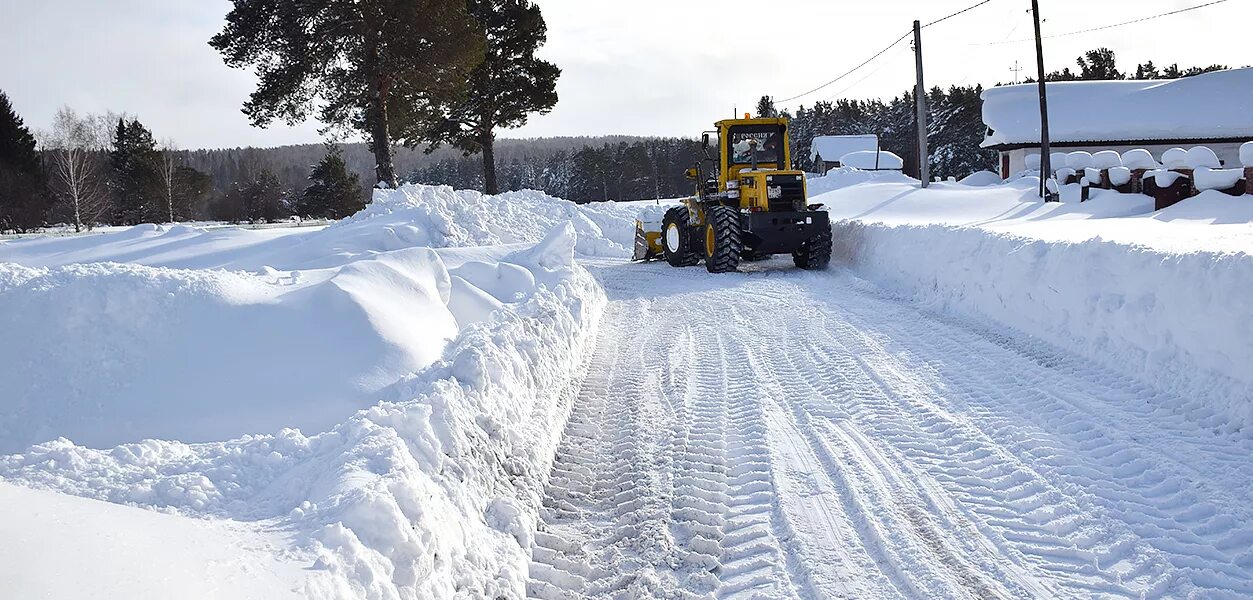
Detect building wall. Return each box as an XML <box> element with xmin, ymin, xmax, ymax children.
<box><xmin>1002</xmin><ymin>142</ymin><xmax>1246</xmax><ymax>177</ymax></box>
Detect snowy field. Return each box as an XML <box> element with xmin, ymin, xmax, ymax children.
<box><xmin>2</xmin><ymin>177</ymin><xmax>1251</xmax><ymax>598</ymax></box>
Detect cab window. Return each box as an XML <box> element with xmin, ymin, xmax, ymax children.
<box><xmin>728</xmin><ymin>125</ymin><xmax>784</xmax><ymax>166</ymax></box>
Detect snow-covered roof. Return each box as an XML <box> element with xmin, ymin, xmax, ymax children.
<box><xmin>839</xmin><ymin>150</ymin><xmax>903</xmax><ymax>170</ymax></box>
<box><xmin>810</xmin><ymin>134</ymin><xmax>878</xmax><ymax>163</ymax></box>
<box><xmin>981</xmin><ymin>68</ymin><xmax>1253</xmax><ymax>149</ymax></box>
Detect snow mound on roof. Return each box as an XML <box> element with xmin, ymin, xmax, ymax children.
<box><xmin>0</xmin><ymin>249</ymin><xmax>459</xmax><ymax>454</ymax></box>
<box><xmin>982</xmin><ymin>68</ymin><xmax>1253</xmax><ymax>147</ymax></box>
<box><xmin>840</xmin><ymin>150</ymin><xmax>904</xmax><ymax>170</ymax></box>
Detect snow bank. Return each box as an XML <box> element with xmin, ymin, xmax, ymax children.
<box><xmin>1242</xmin><ymin>141</ymin><xmax>1253</xmax><ymax>167</ymax></box>
<box><xmin>0</xmin><ymin>184</ymin><xmax>641</xmax><ymax>270</ymax></box>
<box><xmin>0</xmin><ymin>250</ymin><xmax>460</xmax><ymax>454</ymax></box>
<box><xmin>821</xmin><ymin>182</ymin><xmax>1253</xmax><ymax>434</ymax></box>
<box><xmin>340</xmin><ymin>185</ymin><xmax>632</xmax><ymax>259</ymax></box>
<box><xmin>1</xmin><ymin>223</ymin><xmax>607</xmax><ymax>598</ymax></box>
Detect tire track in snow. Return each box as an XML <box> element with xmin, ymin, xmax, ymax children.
<box><xmin>529</xmin><ymin>259</ymin><xmax>1253</xmax><ymax>599</ymax></box>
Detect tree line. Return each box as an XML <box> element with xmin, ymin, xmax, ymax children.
<box><xmin>0</xmin><ymin>94</ymin><xmax>367</xmax><ymax>233</ymax></box>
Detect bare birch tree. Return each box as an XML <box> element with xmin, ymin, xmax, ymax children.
<box><xmin>154</xmin><ymin>138</ymin><xmax>179</xmax><ymax>223</ymax></box>
<box><xmin>41</xmin><ymin>107</ymin><xmax>110</xmax><ymax>232</ymax></box>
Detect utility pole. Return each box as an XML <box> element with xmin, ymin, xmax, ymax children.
<box><xmin>913</xmin><ymin>19</ymin><xmax>930</xmax><ymax>188</ymax></box>
<box><xmin>1030</xmin><ymin>0</ymin><xmax>1056</xmax><ymax>201</ymax></box>
<box><xmin>1010</xmin><ymin>60</ymin><xmax>1023</xmax><ymax>84</ymax></box>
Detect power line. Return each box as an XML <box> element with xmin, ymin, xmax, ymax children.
<box><xmin>776</xmin><ymin>0</ymin><xmax>998</xmax><ymax>105</ymax></box>
<box><xmin>775</xmin><ymin>30</ymin><xmax>911</xmax><ymax>104</ymax></box>
<box><xmin>978</xmin><ymin>0</ymin><xmax>1229</xmax><ymax>45</ymax></box>
<box><xmin>923</xmin><ymin>0</ymin><xmax>996</xmax><ymax>28</ymax></box>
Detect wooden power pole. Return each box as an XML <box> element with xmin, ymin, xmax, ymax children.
<box><xmin>913</xmin><ymin>20</ymin><xmax>930</xmax><ymax>188</ymax></box>
<box><xmin>1030</xmin><ymin>0</ymin><xmax>1056</xmax><ymax>201</ymax></box>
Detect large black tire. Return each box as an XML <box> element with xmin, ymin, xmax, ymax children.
<box><xmin>703</xmin><ymin>205</ymin><xmax>743</xmax><ymax>273</ymax></box>
<box><xmin>662</xmin><ymin>206</ymin><xmax>700</xmax><ymax>267</ymax></box>
<box><xmin>793</xmin><ymin>220</ymin><xmax>833</xmax><ymax>270</ymax></box>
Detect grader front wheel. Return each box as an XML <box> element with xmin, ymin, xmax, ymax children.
<box><xmin>662</xmin><ymin>206</ymin><xmax>701</xmax><ymax>267</ymax></box>
<box><xmin>703</xmin><ymin>205</ymin><xmax>743</xmax><ymax>273</ymax></box>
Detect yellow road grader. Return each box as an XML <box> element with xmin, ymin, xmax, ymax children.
<box><xmin>633</xmin><ymin>115</ymin><xmax>832</xmax><ymax>273</ymax></box>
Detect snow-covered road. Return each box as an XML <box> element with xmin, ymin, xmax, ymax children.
<box><xmin>528</xmin><ymin>258</ymin><xmax>1253</xmax><ymax>599</ymax></box>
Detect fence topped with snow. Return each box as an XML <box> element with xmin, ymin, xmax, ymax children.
<box><xmin>981</xmin><ymin>68</ymin><xmax>1253</xmax><ymax>148</ymax></box>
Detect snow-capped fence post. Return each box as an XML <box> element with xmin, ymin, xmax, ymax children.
<box><xmin>1245</xmin><ymin>168</ymin><xmax>1252</xmax><ymax>196</ymax></box>
<box><xmin>1143</xmin><ymin>171</ymin><xmax>1193</xmax><ymax>210</ymax></box>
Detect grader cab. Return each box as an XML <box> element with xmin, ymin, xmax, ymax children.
<box><xmin>633</xmin><ymin>115</ymin><xmax>832</xmax><ymax>273</ymax></box>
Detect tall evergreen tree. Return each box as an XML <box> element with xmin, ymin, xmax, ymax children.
<box><xmin>0</xmin><ymin>91</ymin><xmax>49</xmax><ymax>232</ymax></box>
<box><xmin>755</xmin><ymin>96</ymin><xmax>778</xmax><ymax>118</ymax></box>
<box><xmin>1077</xmin><ymin>48</ymin><xmax>1123</xmax><ymax>80</ymax></box>
<box><xmin>417</xmin><ymin>0</ymin><xmax>559</xmax><ymax>195</ymax></box>
<box><xmin>109</xmin><ymin>118</ymin><xmax>160</xmax><ymax>225</ymax></box>
<box><xmin>300</xmin><ymin>147</ymin><xmax>366</xmax><ymax>219</ymax></box>
<box><xmin>210</xmin><ymin>0</ymin><xmax>485</xmax><ymax>189</ymax></box>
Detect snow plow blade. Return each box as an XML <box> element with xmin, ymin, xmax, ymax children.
<box><xmin>632</xmin><ymin>218</ymin><xmax>664</xmax><ymax>261</ymax></box>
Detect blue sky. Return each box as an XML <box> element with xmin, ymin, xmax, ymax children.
<box><xmin>1</xmin><ymin>0</ymin><xmax>1247</xmax><ymax>149</ymax></box>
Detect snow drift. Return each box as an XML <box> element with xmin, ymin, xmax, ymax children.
<box><xmin>0</xmin><ymin>250</ymin><xmax>458</xmax><ymax>453</ymax></box>
<box><xmin>1</xmin><ymin>220</ymin><xmax>606</xmax><ymax>598</ymax></box>
<box><xmin>0</xmin><ymin>184</ymin><xmax>623</xmax><ymax>598</ymax></box>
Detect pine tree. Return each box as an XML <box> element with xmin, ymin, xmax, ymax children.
<box><xmin>416</xmin><ymin>0</ymin><xmax>560</xmax><ymax>195</ymax></box>
<box><xmin>300</xmin><ymin>147</ymin><xmax>365</xmax><ymax>219</ymax></box>
<box><xmin>755</xmin><ymin>96</ymin><xmax>778</xmax><ymax>118</ymax></box>
<box><xmin>0</xmin><ymin>91</ymin><xmax>49</xmax><ymax>232</ymax></box>
<box><xmin>109</xmin><ymin>119</ymin><xmax>160</xmax><ymax>225</ymax></box>
<box><xmin>1077</xmin><ymin>48</ymin><xmax>1123</xmax><ymax>80</ymax></box>
<box><xmin>210</xmin><ymin>0</ymin><xmax>485</xmax><ymax>189</ymax></box>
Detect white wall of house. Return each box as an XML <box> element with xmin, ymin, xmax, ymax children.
<box><xmin>1003</xmin><ymin>141</ymin><xmax>1247</xmax><ymax>176</ymax></box>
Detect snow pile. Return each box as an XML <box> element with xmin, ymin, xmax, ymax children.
<box><xmin>820</xmin><ymin>182</ymin><xmax>1253</xmax><ymax>432</ymax></box>
<box><xmin>806</xmin><ymin>166</ymin><xmax>918</xmax><ymax>196</ymax></box>
<box><xmin>959</xmin><ymin>171</ymin><xmax>1003</xmax><ymax>187</ymax></box>
<box><xmin>1186</xmin><ymin>146</ymin><xmax>1222</xmax><ymax>170</ymax></box>
<box><xmin>1065</xmin><ymin>151</ymin><xmax>1093</xmax><ymax>170</ymax></box>
<box><xmin>0</xmin><ymin>251</ymin><xmax>460</xmax><ymax>454</ymax></box>
<box><xmin>1122</xmin><ymin>149</ymin><xmax>1159</xmax><ymax>170</ymax></box>
<box><xmin>1194</xmin><ymin>167</ymin><xmax>1245</xmax><ymax>191</ymax></box>
<box><xmin>337</xmin><ymin>184</ymin><xmax>632</xmax><ymax>258</ymax></box>
<box><xmin>1243</xmin><ymin>141</ymin><xmax>1253</xmax><ymax>167</ymax></box>
<box><xmin>1</xmin><ymin>222</ymin><xmax>607</xmax><ymax>598</ymax></box>
<box><xmin>1092</xmin><ymin>150</ymin><xmax>1123</xmax><ymax>169</ymax></box>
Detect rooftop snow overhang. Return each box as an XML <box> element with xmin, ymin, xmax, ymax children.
<box><xmin>980</xmin><ymin>68</ymin><xmax>1253</xmax><ymax>150</ymax></box>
